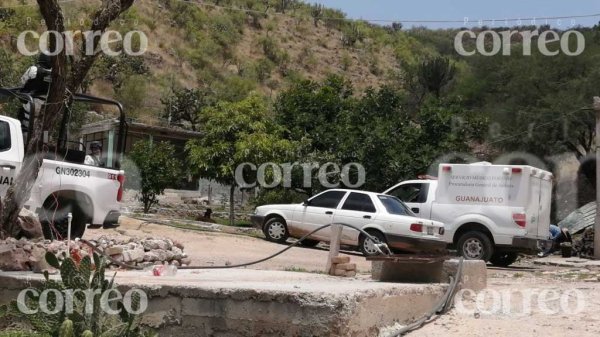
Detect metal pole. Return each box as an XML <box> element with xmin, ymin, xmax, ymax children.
<box><xmin>67</xmin><ymin>212</ymin><xmax>73</xmax><ymax>252</ymax></box>
<box><xmin>594</xmin><ymin>97</ymin><xmax>600</xmax><ymax>260</ymax></box>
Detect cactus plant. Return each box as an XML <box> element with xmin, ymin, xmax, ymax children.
<box><xmin>59</xmin><ymin>319</ymin><xmax>74</xmax><ymax>337</ymax></box>
<box><xmin>0</xmin><ymin>252</ymin><xmax>154</xmax><ymax>337</ymax></box>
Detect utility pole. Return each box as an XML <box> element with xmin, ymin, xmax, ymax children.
<box><xmin>594</xmin><ymin>96</ymin><xmax>600</xmax><ymax>260</ymax></box>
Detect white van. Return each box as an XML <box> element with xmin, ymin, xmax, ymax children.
<box><xmin>384</xmin><ymin>162</ymin><xmax>553</xmax><ymax>266</ymax></box>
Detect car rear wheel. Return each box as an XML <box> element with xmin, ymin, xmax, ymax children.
<box><xmin>263</xmin><ymin>217</ymin><xmax>289</xmax><ymax>243</ymax></box>
<box><xmin>489</xmin><ymin>251</ymin><xmax>519</xmax><ymax>267</ymax></box>
<box><xmin>359</xmin><ymin>230</ymin><xmax>387</xmax><ymax>257</ymax></box>
<box><xmin>457</xmin><ymin>231</ymin><xmax>494</xmax><ymax>261</ymax></box>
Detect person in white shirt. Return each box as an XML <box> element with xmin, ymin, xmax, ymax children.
<box><xmin>84</xmin><ymin>142</ymin><xmax>104</xmax><ymax>167</ymax></box>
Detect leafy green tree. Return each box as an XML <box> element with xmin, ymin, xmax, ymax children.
<box><xmin>275</xmin><ymin>75</ymin><xmax>354</xmax><ymax>154</ymax></box>
<box><xmin>187</xmin><ymin>93</ymin><xmax>295</xmax><ymax>225</ymax></box>
<box><xmin>128</xmin><ymin>140</ymin><xmax>183</xmax><ymax>213</ymax></box>
<box><xmin>275</xmin><ymin>76</ymin><xmax>484</xmax><ymax>192</ymax></box>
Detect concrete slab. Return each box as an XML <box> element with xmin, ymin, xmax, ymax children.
<box><xmin>0</xmin><ymin>269</ymin><xmax>449</xmax><ymax>337</ymax></box>
<box><xmin>370</xmin><ymin>258</ymin><xmax>487</xmax><ymax>292</ymax></box>
<box><xmin>533</xmin><ymin>256</ymin><xmax>600</xmax><ymax>269</ymax></box>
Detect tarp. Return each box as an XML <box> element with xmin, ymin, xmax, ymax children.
<box><xmin>558</xmin><ymin>202</ymin><xmax>595</xmax><ymax>234</ymax></box>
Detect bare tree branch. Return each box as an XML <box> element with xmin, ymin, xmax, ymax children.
<box><xmin>68</xmin><ymin>0</ymin><xmax>135</xmax><ymax>92</ymax></box>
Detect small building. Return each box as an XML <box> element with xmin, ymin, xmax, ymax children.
<box><xmin>79</xmin><ymin>119</ymin><xmax>202</xmax><ymax>190</ymax></box>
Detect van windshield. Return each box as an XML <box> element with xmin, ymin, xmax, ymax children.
<box><xmin>378</xmin><ymin>195</ymin><xmax>415</xmax><ymax>216</ymax></box>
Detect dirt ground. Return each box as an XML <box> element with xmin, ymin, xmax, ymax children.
<box><xmin>84</xmin><ymin>216</ymin><xmax>372</xmax><ymax>273</ymax></box>
<box><xmin>85</xmin><ymin>217</ymin><xmax>600</xmax><ymax>336</ymax></box>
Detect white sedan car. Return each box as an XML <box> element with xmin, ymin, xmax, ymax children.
<box><xmin>251</xmin><ymin>189</ymin><xmax>447</xmax><ymax>256</ymax></box>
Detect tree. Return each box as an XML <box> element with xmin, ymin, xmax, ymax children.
<box><xmin>275</xmin><ymin>76</ymin><xmax>484</xmax><ymax>192</ymax></box>
<box><xmin>187</xmin><ymin>93</ymin><xmax>295</xmax><ymax>225</ymax></box>
<box><xmin>161</xmin><ymin>86</ymin><xmax>214</xmax><ymax>131</ymax></box>
<box><xmin>401</xmin><ymin>56</ymin><xmax>456</xmax><ymax>106</ymax></box>
<box><xmin>0</xmin><ymin>0</ymin><xmax>136</xmax><ymax>238</ymax></box>
<box><xmin>128</xmin><ymin>140</ymin><xmax>183</xmax><ymax>213</ymax></box>
<box><xmin>310</xmin><ymin>4</ymin><xmax>323</xmax><ymax>27</ymax></box>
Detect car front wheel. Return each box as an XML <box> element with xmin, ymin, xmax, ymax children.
<box><xmin>359</xmin><ymin>230</ymin><xmax>387</xmax><ymax>257</ymax></box>
<box><xmin>263</xmin><ymin>217</ymin><xmax>289</xmax><ymax>243</ymax></box>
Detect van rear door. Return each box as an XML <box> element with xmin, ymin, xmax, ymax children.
<box><xmin>526</xmin><ymin>171</ymin><xmax>552</xmax><ymax>239</ymax></box>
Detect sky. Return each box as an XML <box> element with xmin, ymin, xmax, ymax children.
<box><xmin>306</xmin><ymin>0</ymin><xmax>600</xmax><ymax>29</ymax></box>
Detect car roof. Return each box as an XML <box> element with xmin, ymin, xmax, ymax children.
<box><xmin>322</xmin><ymin>189</ymin><xmax>385</xmax><ymax>197</ymax></box>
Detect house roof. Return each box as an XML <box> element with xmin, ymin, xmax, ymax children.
<box><xmin>81</xmin><ymin>119</ymin><xmax>202</xmax><ymax>140</ymax></box>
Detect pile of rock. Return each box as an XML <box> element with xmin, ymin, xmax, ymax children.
<box><xmin>82</xmin><ymin>236</ymin><xmax>191</xmax><ymax>268</ymax></box>
<box><xmin>0</xmin><ymin>237</ymin><xmax>48</xmax><ymax>272</ymax></box>
<box><xmin>0</xmin><ymin>236</ymin><xmax>190</xmax><ymax>272</ymax></box>
<box><xmin>329</xmin><ymin>256</ymin><xmax>357</xmax><ymax>277</ymax></box>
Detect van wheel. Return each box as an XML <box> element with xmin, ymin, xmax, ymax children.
<box><xmin>263</xmin><ymin>217</ymin><xmax>289</xmax><ymax>243</ymax></box>
<box><xmin>457</xmin><ymin>231</ymin><xmax>494</xmax><ymax>261</ymax></box>
<box><xmin>490</xmin><ymin>252</ymin><xmax>519</xmax><ymax>267</ymax></box>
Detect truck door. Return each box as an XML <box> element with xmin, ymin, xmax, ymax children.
<box><xmin>386</xmin><ymin>183</ymin><xmax>431</xmax><ymax>217</ymax></box>
<box><xmin>0</xmin><ymin>120</ymin><xmax>22</xmax><ymax>197</ymax></box>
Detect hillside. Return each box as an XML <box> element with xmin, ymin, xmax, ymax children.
<box><xmin>0</xmin><ymin>0</ymin><xmax>431</xmax><ymax>125</ymax></box>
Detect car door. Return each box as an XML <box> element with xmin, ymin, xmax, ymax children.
<box><xmin>386</xmin><ymin>183</ymin><xmax>430</xmax><ymax>217</ymax></box>
<box><xmin>0</xmin><ymin>119</ymin><xmax>21</xmax><ymax>197</ymax></box>
<box><xmin>333</xmin><ymin>192</ymin><xmax>377</xmax><ymax>245</ymax></box>
<box><xmin>293</xmin><ymin>190</ymin><xmax>347</xmax><ymax>241</ymax></box>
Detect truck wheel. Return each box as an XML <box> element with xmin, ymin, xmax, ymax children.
<box><xmin>489</xmin><ymin>252</ymin><xmax>519</xmax><ymax>267</ymax></box>
<box><xmin>263</xmin><ymin>217</ymin><xmax>289</xmax><ymax>243</ymax></box>
<box><xmin>359</xmin><ymin>230</ymin><xmax>387</xmax><ymax>257</ymax></box>
<box><xmin>457</xmin><ymin>231</ymin><xmax>494</xmax><ymax>261</ymax></box>
<box><xmin>40</xmin><ymin>197</ymin><xmax>87</xmax><ymax>240</ymax></box>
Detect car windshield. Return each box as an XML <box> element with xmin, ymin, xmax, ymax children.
<box><xmin>377</xmin><ymin>195</ymin><xmax>416</xmax><ymax>217</ymax></box>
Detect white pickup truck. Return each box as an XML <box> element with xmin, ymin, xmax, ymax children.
<box><xmin>384</xmin><ymin>162</ymin><xmax>553</xmax><ymax>266</ymax></box>
<box><xmin>0</xmin><ymin>115</ymin><xmax>124</xmax><ymax>239</ymax></box>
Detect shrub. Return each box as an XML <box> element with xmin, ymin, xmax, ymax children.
<box><xmin>255</xmin><ymin>58</ymin><xmax>275</xmax><ymax>83</ymax></box>
<box><xmin>127</xmin><ymin>140</ymin><xmax>183</xmax><ymax>213</ymax></box>
<box><xmin>258</xmin><ymin>36</ymin><xmax>281</xmax><ymax>63</ymax></box>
